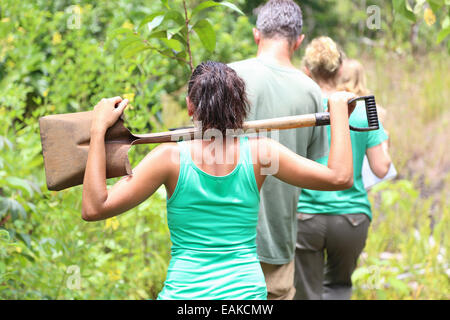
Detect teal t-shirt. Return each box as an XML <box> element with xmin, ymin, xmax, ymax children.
<box><xmin>297</xmin><ymin>99</ymin><xmax>388</xmax><ymax>220</ymax></box>
<box><xmin>229</xmin><ymin>58</ymin><xmax>328</xmax><ymax>264</ymax></box>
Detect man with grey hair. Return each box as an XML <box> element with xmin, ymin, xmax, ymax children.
<box><xmin>229</xmin><ymin>0</ymin><xmax>328</xmax><ymax>300</ymax></box>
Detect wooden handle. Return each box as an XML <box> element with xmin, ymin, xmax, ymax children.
<box><xmin>133</xmin><ymin>127</ymin><xmax>197</xmax><ymax>144</ymax></box>
<box><xmin>132</xmin><ymin>113</ymin><xmax>323</xmax><ymax>145</ymax></box>
<box><xmin>243</xmin><ymin>114</ymin><xmax>317</xmax><ymax>131</ymax></box>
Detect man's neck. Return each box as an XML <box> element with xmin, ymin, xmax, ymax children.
<box><xmin>256</xmin><ymin>39</ymin><xmax>295</xmax><ymax>69</ymax></box>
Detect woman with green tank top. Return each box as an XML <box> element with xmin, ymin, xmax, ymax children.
<box><xmin>82</xmin><ymin>61</ymin><xmax>357</xmax><ymax>300</ymax></box>
<box><xmin>294</xmin><ymin>37</ymin><xmax>392</xmax><ymax>300</ymax></box>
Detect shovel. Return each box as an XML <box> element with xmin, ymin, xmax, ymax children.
<box><xmin>39</xmin><ymin>96</ymin><xmax>378</xmax><ymax>191</ymax></box>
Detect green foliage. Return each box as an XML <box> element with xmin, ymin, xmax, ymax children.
<box><xmin>0</xmin><ymin>0</ymin><xmax>174</xmax><ymax>299</ymax></box>
<box><xmin>391</xmin><ymin>0</ymin><xmax>450</xmax><ymax>52</ymax></box>
<box><xmin>112</xmin><ymin>0</ymin><xmax>245</xmax><ymax>72</ymax></box>
<box><xmin>352</xmin><ymin>180</ymin><xmax>449</xmax><ymax>300</ymax></box>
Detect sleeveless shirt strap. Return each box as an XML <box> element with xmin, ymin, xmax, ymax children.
<box><xmin>239</xmin><ymin>136</ymin><xmax>260</xmax><ymax>196</ymax></box>
<box><xmin>170</xmin><ymin>141</ymin><xmax>189</xmax><ymax>200</ymax></box>
<box><xmin>239</xmin><ymin>136</ymin><xmax>251</xmax><ymax>165</ymax></box>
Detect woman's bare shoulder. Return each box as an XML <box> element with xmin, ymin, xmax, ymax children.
<box><xmin>137</xmin><ymin>142</ymin><xmax>180</xmax><ymax>170</ymax></box>
<box><xmin>247</xmin><ymin>135</ymin><xmax>282</xmax><ymax>150</ymax></box>
<box><xmin>247</xmin><ymin>136</ymin><xmax>280</xmax><ymax>168</ymax></box>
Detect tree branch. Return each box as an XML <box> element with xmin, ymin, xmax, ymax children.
<box><xmin>143</xmin><ymin>40</ymin><xmax>189</xmax><ymax>65</ymax></box>
<box><xmin>182</xmin><ymin>0</ymin><xmax>194</xmax><ymax>73</ymax></box>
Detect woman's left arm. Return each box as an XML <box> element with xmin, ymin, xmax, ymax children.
<box><xmin>81</xmin><ymin>97</ymin><xmax>174</xmax><ymax>221</ymax></box>
<box><xmin>366</xmin><ymin>140</ymin><xmax>391</xmax><ymax>179</ymax></box>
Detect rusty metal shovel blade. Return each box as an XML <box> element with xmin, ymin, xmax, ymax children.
<box><xmin>39</xmin><ymin>111</ymin><xmax>135</xmax><ymax>191</ymax></box>
<box><xmin>39</xmin><ymin>111</ymin><xmax>197</xmax><ymax>191</ymax></box>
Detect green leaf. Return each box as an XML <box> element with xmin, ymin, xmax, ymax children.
<box><xmin>114</xmin><ymin>35</ymin><xmax>143</xmax><ymax>59</ymax></box>
<box><xmin>392</xmin><ymin>0</ymin><xmax>404</xmax><ymax>11</ymax></box>
<box><xmin>388</xmin><ymin>278</ymin><xmax>410</xmax><ymax>296</ymax></box>
<box><xmin>437</xmin><ymin>26</ymin><xmax>450</xmax><ymax>44</ymax></box>
<box><xmin>192</xmin><ymin>1</ymin><xmax>244</xmax><ymax>18</ymax></box>
<box><xmin>413</xmin><ymin>0</ymin><xmax>427</xmax><ymax>14</ymax></box>
<box><xmin>217</xmin><ymin>1</ymin><xmax>245</xmax><ymax>15</ymax></box>
<box><xmin>5</xmin><ymin>198</ymin><xmax>26</xmax><ymax>220</ymax></box>
<box><xmin>0</xmin><ymin>229</ymin><xmax>10</xmax><ymax>241</ymax></box>
<box><xmin>106</xmin><ymin>27</ymin><xmax>135</xmax><ymax>48</ymax></box>
<box><xmin>142</xmin><ymin>10</ymin><xmax>185</xmax><ymax>35</ymax></box>
<box><xmin>351</xmin><ymin>267</ymin><xmax>371</xmax><ymax>282</ymax></box>
<box><xmin>122</xmin><ymin>43</ymin><xmax>150</xmax><ymax>59</ymax></box>
<box><xmin>376</xmin><ymin>289</ymin><xmax>388</xmax><ymax>300</ymax></box>
<box><xmin>175</xmin><ymin>50</ymin><xmax>187</xmax><ymax>60</ymax></box>
<box><xmin>428</xmin><ymin>0</ymin><xmax>445</xmax><ymax>12</ymax></box>
<box><xmin>392</xmin><ymin>0</ymin><xmax>416</xmax><ymax>22</ymax></box>
<box><xmin>167</xmin><ymin>26</ymin><xmax>184</xmax><ymax>40</ymax></box>
<box><xmin>108</xmin><ymin>27</ymin><xmax>134</xmax><ymax>39</ymax></box>
<box><xmin>0</xmin><ymin>197</ymin><xmax>9</xmax><ymax>218</ymax></box>
<box><xmin>139</xmin><ymin>11</ymin><xmax>165</xmax><ymax>29</ymax></box>
<box><xmin>172</xmin><ymin>33</ymin><xmax>188</xmax><ymax>46</ymax></box>
<box><xmin>192</xmin><ymin>1</ymin><xmax>221</xmax><ymax>17</ymax></box>
<box><xmin>443</xmin><ymin>15</ymin><xmax>450</xmax><ymax>29</ymax></box>
<box><xmin>161</xmin><ymin>38</ymin><xmax>183</xmax><ymax>52</ymax></box>
<box><xmin>5</xmin><ymin>177</ymin><xmax>34</xmax><ymax>197</ymax></box>
<box><xmin>163</xmin><ymin>10</ymin><xmax>185</xmax><ymax>26</ymax></box>
<box><xmin>160</xmin><ymin>0</ymin><xmax>170</xmax><ymax>9</ymax></box>
<box><xmin>147</xmin><ymin>15</ymin><xmax>165</xmax><ymax>32</ymax></box>
<box><xmin>193</xmin><ymin>19</ymin><xmax>216</xmax><ymax>52</ymax></box>
<box><xmin>148</xmin><ymin>30</ymin><xmax>168</xmax><ymax>39</ymax></box>
<box><xmin>0</xmin><ymin>136</ymin><xmax>12</xmax><ymax>150</ymax></box>
<box><xmin>16</xmin><ymin>232</ymin><xmax>31</xmax><ymax>248</ymax></box>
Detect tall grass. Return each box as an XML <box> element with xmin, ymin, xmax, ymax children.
<box><xmin>363</xmin><ymin>52</ymin><xmax>450</xmax><ymax>178</ymax></box>
<box><xmin>351</xmin><ymin>52</ymin><xmax>449</xmax><ymax>300</ymax></box>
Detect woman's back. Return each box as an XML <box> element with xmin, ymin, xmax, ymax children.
<box><xmin>158</xmin><ymin>136</ymin><xmax>267</xmax><ymax>300</ymax></box>
<box><xmin>298</xmin><ymin>100</ymin><xmax>388</xmax><ymax>219</ymax></box>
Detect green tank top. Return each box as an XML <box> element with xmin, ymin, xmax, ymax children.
<box><xmin>298</xmin><ymin>99</ymin><xmax>388</xmax><ymax>220</ymax></box>
<box><xmin>157</xmin><ymin>136</ymin><xmax>267</xmax><ymax>300</ymax></box>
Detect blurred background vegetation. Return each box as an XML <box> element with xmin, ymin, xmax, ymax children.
<box><xmin>0</xmin><ymin>0</ymin><xmax>448</xmax><ymax>299</ymax></box>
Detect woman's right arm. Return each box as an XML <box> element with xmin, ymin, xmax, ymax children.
<box><xmin>82</xmin><ymin>142</ymin><xmax>178</xmax><ymax>222</ymax></box>
<box><xmin>262</xmin><ymin>92</ymin><xmax>356</xmax><ymax>191</ymax></box>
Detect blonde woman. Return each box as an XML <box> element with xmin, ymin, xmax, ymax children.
<box><xmin>339</xmin><ymin>58</ymin><xmax>393</xmax><ymax>189</ymax></box>
<box><xmin>294</xmin><ymin>37</ymin><xmax>392</xmax><ymax>300</ymax></box>
<box><xmin>339</xmin><ymin>58</ymin><xmax>387</xmax><ymax>123</ymax></box>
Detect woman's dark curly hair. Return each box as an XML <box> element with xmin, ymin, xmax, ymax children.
<box><xmin>188</xmin><ymin>61</ymin><xmax>249</xmax><ymax>135</ymax></box>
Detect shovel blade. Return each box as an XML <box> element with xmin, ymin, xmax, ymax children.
<box><xmin>39</xmin><ymin>111</ymin><xmax>134</xmax><ymax>191</ymax></box>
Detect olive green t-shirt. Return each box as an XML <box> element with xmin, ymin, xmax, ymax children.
<box><xmin>229</xmin><ymin>58</ymin><xmax>328</xmax><ymax>264</ymax></box>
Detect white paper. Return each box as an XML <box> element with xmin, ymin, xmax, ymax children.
<box><xmin>362</xmin><ymin>155</ymin><xmax>397</xmax><ymax>190</ymax></box>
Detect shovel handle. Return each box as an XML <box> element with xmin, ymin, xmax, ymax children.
<box><xmin>132</xmin><ymin>113</ymin><xmax>319</xmax><ymax>144</ymax></box>
<box><xmin>132</xmin><ymin>95</ymin><xmax>379</xmax><ymax>144</ymax></box>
